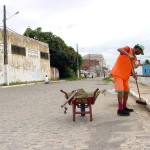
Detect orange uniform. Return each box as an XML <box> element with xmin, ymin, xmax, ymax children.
<box><xmin>110</xmin><ymin>46</ymin><xmax>137</xmax><ymax>93</ymax></box>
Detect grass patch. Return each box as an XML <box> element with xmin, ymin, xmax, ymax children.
<box><xmin>0</xmin><ymin>77</ymin><xmax>86</xmax><ymax>86</ymax></box>
<box><xmin>103</xmin><ymin>77</ymin><xmax>113</xmax><ymax>82</ymax></box>
<box><xmin>0</xmin><ymin>80</ymin><xmax>44</xmax><ymax>86</ymax></box>
<box><xmin>62</xmin><ymin>77</ymin><xmax>85</xmax><ymax>81</ymax></box>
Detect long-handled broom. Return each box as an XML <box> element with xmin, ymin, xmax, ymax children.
<box><xmin>131</xmin><ymin>63</ymin><xmax>147</xmax><ymax>105</ymax></box>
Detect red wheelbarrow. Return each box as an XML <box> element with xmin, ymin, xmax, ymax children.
<box><xmin>60</xmin><ymin>88</ymin><xmax>100</xmax><ymax>121</ymax></box>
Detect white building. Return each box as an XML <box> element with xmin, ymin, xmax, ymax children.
<box><xmin>0</xmin><ymin>28</ymin><xmax>50</xmax><ymax>84</ymax></box>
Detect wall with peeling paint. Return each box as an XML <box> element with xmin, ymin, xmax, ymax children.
<box><xmin>50</xmin><ymin>67</ymin><xmax>59</xmax><ymax>79</ymax></box>
<box><xmin>0</xmin><ymin>29</ymin><xmax>51</xmax><ymax>84</ymax></box>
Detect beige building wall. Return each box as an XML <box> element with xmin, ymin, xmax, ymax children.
<box><xmin>0</xmin><ymin>29</ymin><xmax>50</xmax><ymax>84</ymax></box>
<box><xmin>50</xmin><ymin>67</ymin><xmax>59</xmax><ymax>79</ymax></box>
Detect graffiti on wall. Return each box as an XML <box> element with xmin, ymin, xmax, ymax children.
<box><xmin>0</xmin><ymin>43</ymin><xmax>4</xmax><ymax>53</ymax></box>
<box><xmin>27</xmin><ymin>49</ymin><xmax>38</xmax><ymax>58</ymax></box>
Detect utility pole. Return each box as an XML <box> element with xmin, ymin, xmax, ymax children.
<box><xmin>3</xmin><ymin>5</ymin><xmax>7</xmax><ymax>65</ymax></box>
<box><xmin>76</xmin><ymin>44</ymin><xmax>79</xmax><ymax>78</ymax></box>
<box><xmin>3</xmin><ymin>5</ymin><xmax>19</xmax><ymax>85</ymax></box>
<box><xmin>3</xmin><ymin>5</ymin><xmax>9</xmax><ymax>85</ymax></box>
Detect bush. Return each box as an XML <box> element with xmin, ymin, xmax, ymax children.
<box><xmin>63</xmin><ymin>67</ymin><xmax>76</xmax><ymax>78</ymax></box>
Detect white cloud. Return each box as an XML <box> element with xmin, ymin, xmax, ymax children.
<box><xmin>1</xmin><ymin>0</ymin><xmax>150</xmax><ymax>68</ymax></box>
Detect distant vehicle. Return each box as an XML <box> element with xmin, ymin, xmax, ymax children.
<box><xmin>84</xmin><ymin>73</ymin><xmax>93</xmax><ymax>78</ymax></box>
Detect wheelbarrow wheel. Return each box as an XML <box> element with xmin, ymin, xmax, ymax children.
<box><xmin>81</xmin><ymin>104</ymin><xmax>85</xmax><ymax>117</ymax></box>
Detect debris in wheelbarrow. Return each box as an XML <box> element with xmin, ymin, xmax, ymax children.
<box><xmin>68</xmin><ymin>88</ymin><xmax>96</xmax><ymax>98</ymax></box>
<box><xmin>60</xmin><ymin>88</ymin><xmax>106</xmax><ymax>121</ymax></box>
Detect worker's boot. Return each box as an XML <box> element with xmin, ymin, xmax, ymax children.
<box><xmin>117</xmin><ymin>109</ymin><xmax>130</xmax><ymax>116</ymax></box>
<box><xmin>124</xmin><ymin>107</ymin><xmax>134</xmax><ymax>112</ymax></box>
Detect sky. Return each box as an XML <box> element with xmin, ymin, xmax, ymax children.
<box><xmin>0</xmin><ymin>0</ymin><xmax>150</xmax><ymax>69</ymax></box>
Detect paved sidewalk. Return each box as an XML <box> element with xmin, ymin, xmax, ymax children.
<box><xmin>129</xmin><ymin>80</ymin><xmax>150</xmax><ymax>111</ymax></box>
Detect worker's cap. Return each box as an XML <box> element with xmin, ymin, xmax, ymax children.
<box><xmin>135</xmin><ymin>44</ymin><xmax>144</xmax><ymax>55</ymax></box>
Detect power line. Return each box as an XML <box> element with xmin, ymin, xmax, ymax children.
<box><xmin>0</xmin><ymin>26</ymin><xmax>22</xmax><ymax>36</ymax></box>
<box><xmin>7</xmin><ymin>27</ymin><xmax>23</xmax><ymax>36</ymax></box>
<box><xmin>0</xmin><ymin>5</ymin><xmax>15</xmax><ymax>17</ymax></box>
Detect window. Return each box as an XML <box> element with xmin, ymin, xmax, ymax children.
<box><xmin>40</xmin><ymin>52</ymin><xmax>49</xmax><ymax>60</ymax></box>
<box><xmin>11</xmin><ymin>45</ymin><xmax>26</xmax><ymax>56</ymax></box>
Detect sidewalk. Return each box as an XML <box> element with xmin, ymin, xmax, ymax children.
<box><xmin>129</xmin><ymin>80</ymin><xmax>150</xmax><ymax>111</ymax></box>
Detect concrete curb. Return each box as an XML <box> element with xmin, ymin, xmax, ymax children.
<box><xmin>130</xmin><ymin>90</ymin><xmax>150</xmax><ymax>111</ymax></box>
<box><xmin>0</xmin><ymin>80</ymin><xmax>66</xmax><ymax>88</ymax></box>
<box><xmin>1</xmin><ymin>83</ymin><xmax>36</xmax><ymax>88</ymax></box>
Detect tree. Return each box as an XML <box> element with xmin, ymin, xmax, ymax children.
<box><xmin>143</xmin><ymin>59</ymin><xmax>150</xmax><ymax>65</ymax></box>
<box><xmin>23</xmin><ymin>27</ymin><xmax>83</xmax><ymax>78</ymax></box>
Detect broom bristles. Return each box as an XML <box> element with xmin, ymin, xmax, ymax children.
<box><xmin>136</xmin><ymin>100</ymin><xmax>147</xmax><ymax>105</ymax></box>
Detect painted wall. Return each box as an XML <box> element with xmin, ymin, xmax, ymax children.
<box><xmin>0</xmin><ymin>29</ymin><xmax>50</xmax><ymax>84</ymax></box>
<box><xmin>142</xmin><ymin>65</ymin><xmax>150</xmax><ymax>76</ymax></box>
<box><xmin>129</xmin><ymin>76</ymin><xmax>150</xmax><ymax>86</ymax></box>
<box><xmin>50</xmin><ymin>67</ymin><xmax>59</xmax><ymax>79</ymax></box>
<box><xmin>0</xmin><ymin>43</ymin><xmax>4</xmax><ymax>83</ymax></box>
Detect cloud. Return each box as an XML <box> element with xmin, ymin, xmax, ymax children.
<box><xmin>66</xmin><ymin>24</ymin><xmax>77</xmax><ymax>29</ymax></box>
<box><xmin>1</xmin><ymin>0</ymin><xmax>150</xmax><ymax>69</ymax></box>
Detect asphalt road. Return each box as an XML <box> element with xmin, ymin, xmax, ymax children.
<box><xmin>0</xmin><ymin>78</ymin><xmax>150</xmax><ymax>150</ymax></box>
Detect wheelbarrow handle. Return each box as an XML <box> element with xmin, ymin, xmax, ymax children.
<box><xmin>94</xmin><ymin>88</ymin><xmax>99</xmax><ymax>96</ymax></box>
<box><xmin>94</xmin><ymin>88</ymin><xmax>99</xmax><ymax>93</ymax></box>
<box><xmin>61</xmin><ymin>90</ymin><xmax>77</xmax><ymax>108</ymax></box>
<box><xmin>60</xmin><ymin>90</ymin><xmax>68</xmax><ymax>99</ymax></box>
<box><xmin>60</xmin><ymin>90</ymin><xmax>67</xmax><ymax>94</ymax></box>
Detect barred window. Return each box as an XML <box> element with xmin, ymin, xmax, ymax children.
<box><xmin>11</xmin><ymin>45</ymin><xmax>26</xmax><ymax>56</ymax></box>
<box><xmin>40</xmin><ymin>52</ymin><xmax>49</xmax><ymax>60</ymax></box>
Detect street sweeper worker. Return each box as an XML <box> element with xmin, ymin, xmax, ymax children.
<box><xmin>110</xmin><ymin>44</ymin><xmax>144</xmax><ymax>116</ymax></box>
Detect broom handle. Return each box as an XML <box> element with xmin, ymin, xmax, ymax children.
<box><xmin>135</xmin><ymin>78</ymin><xmax>141</xmax><ymax>99</ymax></box>
<box><xmin>131</xmin><ymin>62</ymin><xmax>141</xmax><ymax>99</ymax></box>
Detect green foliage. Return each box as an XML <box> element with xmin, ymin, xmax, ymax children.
<box><xmin>0</xmin><ymin>80</ymin><xmax>43</xmax><ymax>86</ymax></box>
<box><xmin>103</xmin><ymin>77</ymin><xmax>113</xmax><ymax>82</ymax></box>
<box><xmin>61</xmin><ymin>67</ymin><xmax>76</xmax><ymax>78</ymax></box>
<box><xmin>62</xmin><ymin>77</ymin><xmax>85</xmax><ymax>81</ymax></box>
<box><xmin>143</xmin><ymin>59</ymin><xmax>150</xmax><ymax>65</ymax></box>
<box><xmin>23</xmin><ymin>27</ymin><xmax>83</xmax><ymax>78</ymax></box>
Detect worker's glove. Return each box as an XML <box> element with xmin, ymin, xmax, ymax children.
<box><xmin>133</xmin><ymin>61</ymin><xmax>140</xmax><ymax>68</ymax></box>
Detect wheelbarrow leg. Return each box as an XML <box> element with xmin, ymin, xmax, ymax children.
<box><xmin>72</xmin><ymin>104</ymin><xmax>76</xmax><ymax>121</ymax></box>
<box><xmin>81</xmin><ymin>104</ymin><xmax>85</xmax><ymax>117</ymax></box>
<box><xmin>89</xmin><ymin>104</ymin><xmax>92</xmax><ymax>121</ymax></box>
